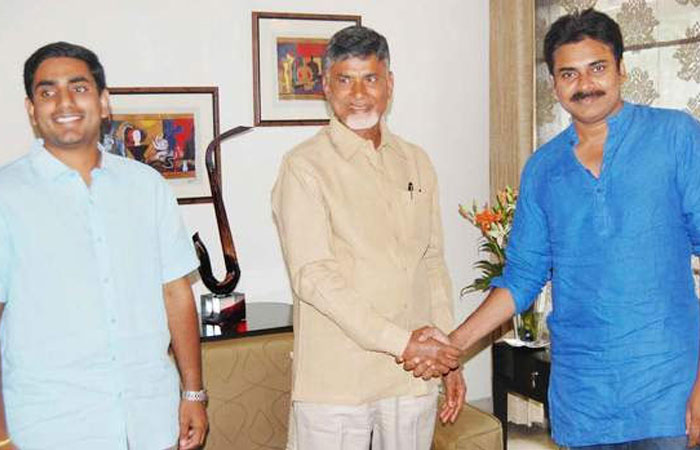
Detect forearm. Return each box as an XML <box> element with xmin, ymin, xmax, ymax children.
<box><xmin>427</xmin><ymin>268</ymin><xmax>454</xmax><ymax>333</ymax></box>
<box><xmin>449</xmin><ymin>287</ymin><xmax>515</xmax><ymax>353</ymax></box>
<box><xmin>424</xmin><ymin>243</ymin><xmax>453</xmax><ymax>333</ymax></box>
<box><xmin>163</xmin><ymin>277</ymin><xmax>203</xmax><ymax>390</ymax></box>
<box><xmin>293</xmin><ymin>263</ymin><xmax>410</xmax><ymax>356</ymax></box>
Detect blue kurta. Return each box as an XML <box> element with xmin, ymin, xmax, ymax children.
<box><xmin>0</xmin><ymin>141</ymin><xmax>198</xmax><ymax>449</ymax></box>
<box><xmin>493</xmin><ymin>103</ymin><xmax>700</xmax><ymax>446</ymax></box>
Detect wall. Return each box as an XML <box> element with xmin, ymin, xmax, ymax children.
<box><xmin>0</xmin><ymin>0</ymin><xmax>492</xmax><ymax>400</ymax></box>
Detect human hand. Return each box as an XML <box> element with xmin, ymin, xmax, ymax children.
<box><xmin>439</xmin><ymin>369</ymin><xmax>466</xmax><ymax>424</ymax></box>
<box><xmin>687</xmin><ymin>381</ymin><xmax>700</xmax><ymax>447</ymax></box>
<box><xmin>417</xmin><ymin>326</ymin><xmax>451</xmax><ymax>345</ymax></box>
<box><xmin>400</xmin><ymin>327</ymin><xmax>460</xmax><ymax>379</ymax></box>
<box><xmin>395</xmin><ymin>326</ymin><xmax>449</xmax><ymax>361</ymax></box>
<box><xmin>178</xmin><ymin>400</ymin><xmax>208</xmax><ymax>449</ymax></box>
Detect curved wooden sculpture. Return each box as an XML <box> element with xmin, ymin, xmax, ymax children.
<box><xmin>193</xmin><ymin>125</ymin><xmax>253</xmax><ymax>295</ymax></box>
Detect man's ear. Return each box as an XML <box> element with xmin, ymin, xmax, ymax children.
<box><xmin>99</xmin><ymin>89</ymin><xmax>110</xmax><ymax>119</ymax></box>
<box><xmin>25</xmin><ymin>97</ymin><xmax>37</xmax><ymax>127</ymax></box>
<box><xmin>322</xmin><ymin>72</ymin><xmax>331</xmax><ymax>100</ymax></box>
<box><xmin>387</xmin><ymin>70</ymin><xmax>394</xmax><ymax>99</ymax></box>
<box><xmin>550</xmin><ymin>75</ymin><xmax>562</xmax><ymax>103</ymax></box>
<box><xmin>619</xmin><ymin>59</ymin><xmax>628</xmax><ymax>81</ymax></box>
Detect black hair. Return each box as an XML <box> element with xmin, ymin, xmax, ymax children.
<box><xmin>544</xmin><ymin>8</ymin><xmax>624</xmax><ymax>75</ymax></box>
<box><xmin>323</xmin><ymin>25</ymin><xmax>390</xmax><ymax>71</ymax></box>
<box><xmin>24</xmin><ymin>41</ymin><xmax>106</xmax><ymax>99</ymax></box>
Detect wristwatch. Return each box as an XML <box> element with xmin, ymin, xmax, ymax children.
<box><xmin>181</xmin><ymin>389</ymin><xmax>208</xmax><ymax>402</ymax></box>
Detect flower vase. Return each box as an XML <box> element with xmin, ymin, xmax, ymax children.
<box><xmin>509</xmin><ymin>282</ymin><xmax>551</xmax><ymax>348</ymax></box>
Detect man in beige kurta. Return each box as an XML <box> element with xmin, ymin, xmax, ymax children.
<box><xmin>272</xmin><ymin>25</ymin><xmax>464</xmax><ymax>450</ymax></box>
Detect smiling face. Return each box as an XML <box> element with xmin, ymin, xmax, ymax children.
<box><xmin>323</xmin><ymin>55</ymin><xmax>393</xmax><ymax>137</ymax></box>
<box><xmin>552</xmin><ymin>37</ymin><xmax>626</xmax><ymax>128</ymax></box>
<box><xmin>25</xmin><ymin>57</ymin><xmax>109</xmax><ymax>154</ymax></box>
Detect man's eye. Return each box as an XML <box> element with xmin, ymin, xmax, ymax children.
<box><xmin>337</xmin><ymin>77</ymin><xmax>351</xmax><ymax>84</ymax></box>
<box><xmin>560</xmin><ymin>72</ymin><xmax>576</xmax><ymax>80</ymax></box>
<box><xmin>39</xmin><ymin>89</ymin><xmax>55</xmax><ymax>98</ymax></box>
<box><xmin>366</xmin><ymin>75</ymin><xmax>378</xmax><ymax>83</ymax></box>
<box><xmin>74</xmin><ymin>85</ymin><xmax>88</xmax><ymax>93</ymax></box>
<box><xmin>592</xmin><ymin>64</ymin><xmax>606</xmax><ymax>73</ymax></box>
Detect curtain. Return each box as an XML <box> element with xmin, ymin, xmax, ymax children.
<box><xmin>535</xmin><ymin>0</ymin><xmax>700</xmax><ymax>146</ymax></box>
<box><xmin>490</xmin><ymin>0</ymin><xmax>535</xmax><ymax>195</ymax></box>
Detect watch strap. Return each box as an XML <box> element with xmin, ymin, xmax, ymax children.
<box><xmin>181</xmin><ymin>389</ymin><xmax>208</xmax><ymax>402</ymax></box>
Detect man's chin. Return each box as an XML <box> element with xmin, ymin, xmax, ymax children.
<box><xmin>343</xmin><ymin>113</ymin><xmax>380</xmax><ymax>131</ymax></box>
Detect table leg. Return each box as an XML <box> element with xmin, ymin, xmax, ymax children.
<box><xmin>492</xmin><ymin>375</ymin><xmax>508</xmax><ymax>450</ymax></box>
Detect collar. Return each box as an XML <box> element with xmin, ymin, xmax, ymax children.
<box><xmin>564</xmin><ymin>101</ymin><xmax>634</xmax><ymax>147</ymax></box>
<box><xmin>29</xmin><ymin>139</ymin><xmax>110</xmax><ymax>181</ymax></box>
<box><xmin>328</xmin><ymin>116</ymin><xmax>406</xmax><ymax>161</ymax></box>
<box><xmin>605</xmin><ymin>101</ymin><xmax>634</xmax><ymax>136</ymax></box>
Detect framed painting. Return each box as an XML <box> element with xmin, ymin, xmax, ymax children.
<box><xmin>252</xmin><ymin>11</ymin><xmax>361</xmax><ymax>126</ymax></box>
<box><xmin>103</xmin><ymin>86</ymin><xmax>220</xmax><ymax>205</ymax></box>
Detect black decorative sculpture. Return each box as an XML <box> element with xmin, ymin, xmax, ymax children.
<box><xmin>193</xmin><ymin>126</ymin><xmax>253</xmax><ymax>295</ymax></box>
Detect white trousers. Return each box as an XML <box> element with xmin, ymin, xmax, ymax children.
<box><xmin>288</xmin><ymin>392</ymin><xmax>438</xmax><ymax>450</ymax></box>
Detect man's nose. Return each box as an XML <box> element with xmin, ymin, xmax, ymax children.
<box><xmin>56</xmin><ymin>88</ymin><xmax>76</xmax><ymax>109</ymax></box>
<box><xmin>350</xmin><ymin>80</ymin><xmax>366</xmax><ymax>97</ymax></box>
<box><xmin>579</xmin><ymin>71</ymin><xmax>595</xmax><ymax>90</ymax></box>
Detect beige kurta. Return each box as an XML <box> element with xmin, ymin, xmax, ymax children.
<box><xmin>272</xmin><ymin>117</ymin><xmax>454</xmax><ymax>404</ymax></box>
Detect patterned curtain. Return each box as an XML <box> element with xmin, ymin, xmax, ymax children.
<box><xmin>535</xmin><ymin>0</ymin><xmax>700</xmax><ymax>146</ymax></box>
<box><xmin>534</xmin><ymin>0</ymin><xmax>700</xmax><ymax>293</ymax></box>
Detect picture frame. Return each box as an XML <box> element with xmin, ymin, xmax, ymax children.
<box><xmin>104</xmin><ymin>86</ymin><xmax>220</xmax><ymax>205</ymax></box>
<box><xmin>252</xmin><ymin>11</ymin><xmax>362</xmax><ymax>126</ymax></box>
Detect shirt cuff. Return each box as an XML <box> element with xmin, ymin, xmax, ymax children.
<box><xmin>380</xmin><ymin>326</ymin><xmax>412</xmax><ymax>357</ymax></box>
<box><xmin>491</xmin><ymin>276</ymin><xmax>528</xmax><ymax>314</ymax></box>
<box><xmin>162</xmin><ymin>252</ymin><xmax>199</xmax><ymax>284</ymax></box>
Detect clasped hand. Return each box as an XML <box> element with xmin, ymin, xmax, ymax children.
<box><xmin>399</xmin><ymin>326</ymin><xmax>461</xmax><ymax>380</ymax></box>
<box><xmin>398</xmin><ymin>326</ymin><xmax>466</xmax><ymax>424</ymax></box>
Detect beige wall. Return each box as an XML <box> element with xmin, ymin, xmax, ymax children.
<box><xmin>0</xmin><ymin>0</ymin><xmax>492</xmax><ymax>399</ymax></box>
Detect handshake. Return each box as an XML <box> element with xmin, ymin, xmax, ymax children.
<box><xmin>397</xmin><ymin>326</ymin><xmax>462</xmax><ymax>380</ymax></box>
<box><xmin>398</xmin><ymin>326</ymin><xmax>465</xmax><ymax>424</ymax></box>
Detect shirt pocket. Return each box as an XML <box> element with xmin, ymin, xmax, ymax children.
<box><xmin>398</xmin><ymin>188</ymin><xmax>432</xmax><ymax>248</ymax></box>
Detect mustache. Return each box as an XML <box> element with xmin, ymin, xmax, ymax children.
<box><xmin>570</xmin><ymin>90</ymin><xmax>606</xmax><ymax>102</ymax></box>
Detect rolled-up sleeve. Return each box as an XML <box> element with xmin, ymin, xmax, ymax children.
<box><xmin>272</xmin><ymin>157</ymin><xmax>410</xmax><ymax>357</ymax></box>
<box><xmin>491</xmin><ymin>158</ymin><xmax>552</xmax><ymax>313</ymax></box>
<box><xmin>676</xmin><ymin>113</ymin><xmax>700</xmax><ymax>254</ymax></box>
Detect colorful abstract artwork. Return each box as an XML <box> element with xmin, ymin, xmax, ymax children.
<box><xmin>103</xmin><ymin>113</ymin><xmax>196</xmax><ymax>179</ymax></box>
<box><xmin>276</xmin><ymin>37</ymin><xmax>327</xmax><ymax>100</ymax></box>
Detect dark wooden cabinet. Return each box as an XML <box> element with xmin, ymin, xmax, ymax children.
<box><xmin>492</xmin><ymin>341</ymin><xmax>551</xmax><ymax>450</ymax></box>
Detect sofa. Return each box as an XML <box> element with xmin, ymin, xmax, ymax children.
<box><xmin>201</xmin><ymin>331</ymin><xmax>502</xmax><ymax>449</ymax></box>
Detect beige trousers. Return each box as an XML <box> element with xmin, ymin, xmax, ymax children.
<box><xmin>288</xmin><ymin>392</ymin><xmax>438</xmax><ymax>450</ymax></box>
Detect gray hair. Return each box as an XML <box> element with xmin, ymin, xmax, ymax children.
<box><xmin>323</xmin><ymin>25</ymin><xmax>390</xmax><ymax>72</ymax></box>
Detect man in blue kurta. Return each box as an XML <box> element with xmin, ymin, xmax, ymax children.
<box><xmin>433</xmin><ymin>9</ymin><xmax>700</xmax><ymax>449</ymax></box>
<box><xmin>0</xmin><ymin>42</ymin><xmax>208</xmax><ymax>449</ymax></box>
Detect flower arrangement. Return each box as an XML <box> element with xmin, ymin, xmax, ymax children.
<box><xmin>459</xmin><ymin>187</ymin><xmax>546</xmax><ymax>344</ymax></box>
<box><xmin>458</xmin><ymin>186</ymin><xmax>517</xmax><ymax>296</ymax></box>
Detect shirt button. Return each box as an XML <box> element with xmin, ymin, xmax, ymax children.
<box><xmin>102</xmin><ymin>277</ymin><xmax>110</xmax><ymax>284</ymax></box>
<box><xmin>110</xmin><ymin>317</ymin><xmax>116</xmax><ymax>324</ymax></box>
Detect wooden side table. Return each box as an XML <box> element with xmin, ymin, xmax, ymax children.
<box><xmin>492</xmin><ymin>341</ymin><xmax>551</xmax><ymax>450</ymax></box>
